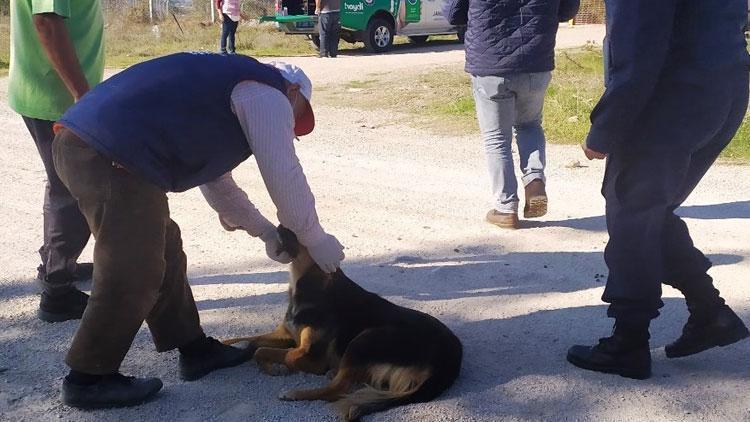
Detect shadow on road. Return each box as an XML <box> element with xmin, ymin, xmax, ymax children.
<box><xmin>677</xmin><ymin>200</ymin><xmax>750</xmax><ymax>220</ymax></box>
<box><xmin>191</xmin><ymin>249</ymin><xmax>609</xmax><ymax>312</ymax></box>
<box><xmin>436</xmin><ymin>302</ymin><xmax>750</xmax><ymax>417</ymax></box>
<box><xmin>525</xmin><ymin>200</ymin><xmax>750</xmax><ymax>232</ymax></box>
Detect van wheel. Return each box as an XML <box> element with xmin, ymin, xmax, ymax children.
<box><xmin>310</xmin><ymin>34</ymin><xmax>321</xmax><ymax>50</ymax></box>
<box><xmin>408</xmin><ymin>35</ymin><xmax>428</xmax><ymax>45</ymax></box>
<box><xmin>364</xmin><ymin>18</ymin><xmax>394</xmax><ymax>53</ymax></box>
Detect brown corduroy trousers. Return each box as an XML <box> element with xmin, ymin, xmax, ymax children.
<box><xmin>52</xmin><ymin>129</ymin><xmax>204</xmax><ymax>374</ymax></box>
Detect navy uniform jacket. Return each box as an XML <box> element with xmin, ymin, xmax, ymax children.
<box><xmin>586</xmin><ymin>0</ymin><xmax>750</xmax><ymax>154</ymax></box>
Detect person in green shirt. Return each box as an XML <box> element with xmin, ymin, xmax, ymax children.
<box><xmin>8</xmin><ymin>0</ymin><xmax>104</xmax><ymax>323</ymax></box>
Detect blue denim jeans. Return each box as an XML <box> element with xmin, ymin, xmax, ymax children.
<box><xmin>220</xmin><ymin>14</ymin><xmax>239</xmax><ymax>54</ymax></box>
<box><xmin>471</xmin><ymin>72</ymin><xmax>551</xmax><ymax>213</ymax></box>
<box><xmin>318</xmin><ymin>12</ymin><xmax>340</xmax><ymax>57</ymax></box>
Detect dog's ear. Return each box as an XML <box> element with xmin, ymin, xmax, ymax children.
<box><xmin>276</xmin><ymin>225</ymin><xmax>300</xmax><ymax>258</ymax></box>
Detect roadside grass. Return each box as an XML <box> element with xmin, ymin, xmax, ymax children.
<box><xmin>0</xmin><ymin>17</ymin><xmax>8</xmax><ymax>76</ymax></box>
<box><xmin>317</xmin><ymin>47</ymin><xmax>750</xmax><ymax>162</ymax></box>
<box><xmin>724</xmin><ymin>119</ymin><xmax>750</xmax><ymax>160</ymax></box>
<box><xmin>0</xmin><ymin>13</ymin><xmax>462</xmax><ymax>72</ymax></box>
<box><xmin>0</xmin><ymin>15</ymin><xmax>320</xmax><ymax>71</ymax></box>
<box><xmin>317</xmin><ymin>47</ymin><xmax>605</xmax><ymax>141</ymax></box>
<box><xmin>1</xmin><ymin>15</ymin><xmax>746</xmax><ymax>161</ymax></box>
<box><xmin>104</xmin><ymin>16</ymin><xmax>316</xmax><ymax>68</ymax></box>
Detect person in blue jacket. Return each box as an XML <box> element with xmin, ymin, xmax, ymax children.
<box><xmin>568</xmin><ymin>0</ymin><xmax>750</xmax><ymax>379</ymax></box>
<box><xmin>444</xmin><ymin>0</ymin><xmax>580</xmax><ymax>229</ymax></box>
<box><xmin>51</xmin><ymin>53</ymin><xmax>345</xmax><ymax>408</ymax></box>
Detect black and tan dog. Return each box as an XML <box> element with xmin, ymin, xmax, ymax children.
<box><xmin>224</xmin><ymin>226</ymin><xmax>463</xmax><ymax>420</ymax></box>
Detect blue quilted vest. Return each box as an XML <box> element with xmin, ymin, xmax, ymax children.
<box><xmin>60</xmin><ymin>52</ymin><xmax>287</xmax><ymax>192</ymax></box>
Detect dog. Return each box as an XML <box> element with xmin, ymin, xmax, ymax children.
<box><xmin>224</xmin><ymin>226</ymin><xmax>463</xmax><ymax>420</ymax></box>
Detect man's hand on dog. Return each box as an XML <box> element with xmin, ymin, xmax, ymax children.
<box><xmin>260</xmin><ymin>226</ymin><xmax>293</xmax><ymax>264</ymax></box>
<box><xmin>307</xmin><ymin>233</ymin><xmax>345</xmax><ymax>273</ymax></box>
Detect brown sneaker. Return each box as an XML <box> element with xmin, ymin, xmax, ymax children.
<box><xmin>486</xmin><ymin>210</ymin><xmax>519</xmax><ymax>229</ymax></box>
<box><xmin>524</xmin><ymin>179</ymin><xmax>548</xmax><ymax>218</ymax></box>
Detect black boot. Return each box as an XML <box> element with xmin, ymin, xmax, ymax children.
<box><xmin>567</xmin><ymin>323</ymin><xmax>651</xmax><ymax>380</ymax></box>
<box><xmin>665</xmin><ymin>304</ymin><xmax>749</xmax><ymax>358</ymax></box>
<box><xmin>61</xmin><ymin>372</ymin><xmax>163</xmax><ymax>409</ymax></box>
<box><xmin>178</xmin><ymin>336</ymin><xmax>253</xmax><ymax>381</ymax></box>
<box><xmin>38</xmin><ymin>288</ymin><xmax>89</xmax><ymax>323</ymax></box>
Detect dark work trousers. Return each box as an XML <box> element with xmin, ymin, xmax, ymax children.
<box><xmin>318</xmin><ymin>12</ymin><xmax>340</xmax><ymax>57</ymax></box>
<box><xmin>52</xmin><ymin>129</ymin><xmax>204</xmax><ymax>374</ymax></box>
<box><xmin>602</xmin><ymin>68</ymin><xmax>749</xmax><ymax>324</ymax></box>
<box><xmin>220</xmin><ymin>14</ymin><xmax>239</xmax><ymax>54</ymax></box>
<box><xmin>22</xmin><ymin>117</ymin><xmax>91</xmax><ymax>293</ymax></box>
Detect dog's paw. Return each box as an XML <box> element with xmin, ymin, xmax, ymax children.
<box><xmin>278</xmin><ymin>390</ymin><xmax>300</xmax><ymax>401</ymax></box>
<box><xmin>260</xmin><ymin>362</ymin><xmax>292</xmax><ymax>376</ymax></box>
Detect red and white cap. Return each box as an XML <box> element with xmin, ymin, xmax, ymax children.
<box><xmin>269</xmin><ymin>61</ymin><xmax>315</xmax><ymax>136</ymax></box>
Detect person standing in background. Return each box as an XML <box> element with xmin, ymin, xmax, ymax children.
<box><xmin>444</xmin><ymin>0</ymin><xmax>580</xmax><ymax>230</ymax></box>
<box><xmin>316</xmin><ymin>0</ymin><xmax>340</xmax><ymax>58</ymax></box>
<box><xmin>8</xmin><ymin>0</ymin><xmax>104</xmax><ymax>322</ymax></box>
<box><xmin>217</xmin><ymin>0</ymin><xmax>242</xmax><ymax>54</ymax></box>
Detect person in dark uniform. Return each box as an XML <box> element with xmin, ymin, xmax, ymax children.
<box><xmin>568</xmin><ymin>0</ymin><xmax>750</xmax><ymax>379</ymax></box>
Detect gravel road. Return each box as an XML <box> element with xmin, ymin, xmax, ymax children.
<box><xmin>2</xmin><ymin>24</ymin><xmax>749</xmax><ymax>422</ymax></box>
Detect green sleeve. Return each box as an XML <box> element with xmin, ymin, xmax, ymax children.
<box><xmin>31</xmin><ymin>0</ymin><xmax>71</xmax><ymax>18</ymax></box>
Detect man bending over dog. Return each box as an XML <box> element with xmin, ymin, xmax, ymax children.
<box><xmin>52</xmin><ymin>53</ymin><xmax>345</xmax><ymax>408</ymax></box>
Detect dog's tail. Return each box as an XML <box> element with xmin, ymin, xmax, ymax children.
<box><xmin>335</xmin><ymin>363</ymin><xmax>455</xmax><ymax>421</ymax></box>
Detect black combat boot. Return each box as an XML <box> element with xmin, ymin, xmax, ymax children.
<box><xmin>567</xmin><ymin>322</ymin><xmax>651</xmax><ymax>380</ymax></box>
<box><xmin>665</xmin><ymin>304</ymin><xmax>749</xmax><ymax>358</ymax></box>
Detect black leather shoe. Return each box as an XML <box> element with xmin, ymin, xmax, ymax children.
<box><xmin>567</xmin><ymin>333</ymin><xmax>651</xmax><ymax>380</ymax></box>
<box><xmin>38</xmin><ymin>288</ymin><xmax>89</xmax><ymax>323</ymax></box>
<box><xmin>61</xmin><ymin>373</ymin><xmax>163</xmax><ymax>409</ymax></box>
<box><xmin>178</xmin><ymin>337</ymin><xmax>253</xmax><ymax>381</ymax></box>
<box><xmin>665</xmin><ymin>305</ymin><xmax>749</xmax><ymax>358</ymax></box>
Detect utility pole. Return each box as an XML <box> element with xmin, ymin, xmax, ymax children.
<box><xmin>149</xmin><ymin>0</ymin><xmax>154</xmax><ymax>23</ymax></box>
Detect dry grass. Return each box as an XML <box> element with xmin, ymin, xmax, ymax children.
<box><xmin>0</xmin><ymin>16</ymin><xmax>8</xmax><ymax>76</ymax></box>
<box><xmin>0</xmin><ymin>14</ymin><xmax>319</xmax><ymax>73</ymax></box>
<box><xmin>316</xmin><ymin>48</ymin><xmax>750</xmax><ymax>161</ymax></box>
<box><xmin>1</xmin><ymin>15</ymin><xmax>747</xmax><ymax>161</ymax></box>
<box><xmin>104</xmin><ymin>16</ymin><xmax>316</xmax><ymax>68</ymax></box>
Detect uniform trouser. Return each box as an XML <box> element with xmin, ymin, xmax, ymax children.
<box><xmin>318</xmin><ymin>12</ymin><xmax>340</xmax><ymax>57</ymax></box>
<box><xmin>52</xmin><ymin>129</ymin><xmax>204</xmax><ymax>374</ymax></box>
<box><xmin>602</xmin><ymin>69</ymin><xmax>749</xmax><ymax>323</ymax></box>
<box><xmin>22</xmin><ymin>117</ymin><xmax>91</xmax><ymax>292</ymax></box>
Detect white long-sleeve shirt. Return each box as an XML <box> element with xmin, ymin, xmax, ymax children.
<box><xmin>199</xmin><ymin>81</ymin><xmax>326</xmax><ymax>247</ymax></box>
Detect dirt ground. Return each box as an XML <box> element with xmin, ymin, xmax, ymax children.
<box><xmin>2</xmin><ymin>24</ymin><xmax>750</xmax><ymax>422</ymax></box>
